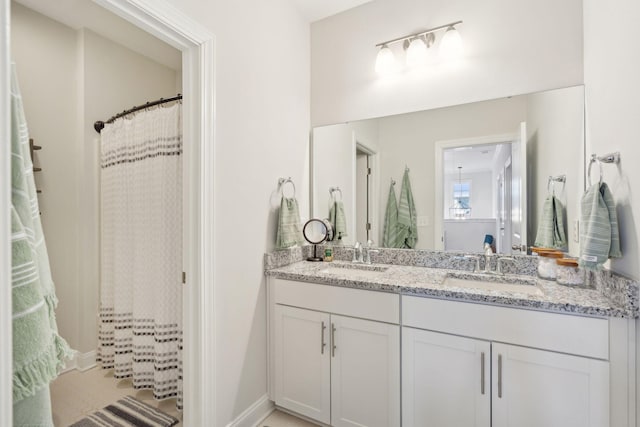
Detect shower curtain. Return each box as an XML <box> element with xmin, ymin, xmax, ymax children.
<box><xmin>98</xmin><ymin>103</ymin><xmax>183</xmax><ymax>409</ymax></box>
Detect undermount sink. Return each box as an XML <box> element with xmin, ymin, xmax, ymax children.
<box><xmin>319</xmin><ymin>262</ymin><xmax>389</xmax><ymax>278</ymax></box>
<box><xmin>443</xmin><ymin>273</ymin><xmax>543</xmax><ymax>296</ymax></box>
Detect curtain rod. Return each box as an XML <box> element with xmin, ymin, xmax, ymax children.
<box><xmin>94</xmin><ymin>94</ymin><xmax>182</xmax><ymax>133</ymax></box>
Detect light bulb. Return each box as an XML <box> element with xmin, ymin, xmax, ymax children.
<box><xmin>439</xmin><ymin>26</ymin><xmax>464</xmax><ymax>60</ymax></box>
<box><xmin>375</xmin><ymin>45</ymin><xmax>398</xmax><ymax>75</ymax></box>
<box><xmin>405</xmin><ymin>37</ymin><xmax>428</xmax><ymax>68</ymax></box>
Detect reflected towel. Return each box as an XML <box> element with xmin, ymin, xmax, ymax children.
<box><xmin>382</xmin><ymin>183</ymin><xmax>400</xmax><ymax>248</ymax></box>
<box><xmin>579</xmin><ymin>182</ymin><xmax>621</xmax><ymax>269</ymax></box>
<box><xmin>534</xmin><ymin>195</ymin><xmax>567</xmax><ymax>250</ymax></box>
<box><xmin>276</xmin><ymin>196</ymin><xmax>304</xmax><ymax>249</ymax></box>
<box><xmin>397</xmin><ymin>169</ymin><xmax>418</xmax><ymax>249</ymax></box>
<box><xmin>11</xmin><ymin>64</ymin><xmax>71</xmax><ymax>403</ymax></box>
<box><xmin>329</xmin><ymin>200</ymin><xmax>348</xmax><ymax>239</ymax></box>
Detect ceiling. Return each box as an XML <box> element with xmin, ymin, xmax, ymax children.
<box><xmin>15</xmin><ymin>0</ymin><xmax>182</xmax><ymax>70</ymax></box>
<box><xmin>291</xmin><ymin>0</ymin><xmax>373</xmax><ymax>22</ymax></box>
<box><xmin>443</xmin><ymin>144</ymin><xmax>504</xmax><ymax>175</ymax></box>
<box><xmin>14</xmin><ymin>0</ymin><xmax>374</xmax><ymax>70</ymax></box>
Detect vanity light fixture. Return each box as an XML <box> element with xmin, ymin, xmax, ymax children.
<box><xmin>375</xmin><ymin>20</ymin><xmax>463</xmax><ymax>74</ymax></box>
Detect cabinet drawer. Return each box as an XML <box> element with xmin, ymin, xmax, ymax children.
<box><xmin>402</xmin><ymin>296</ymin><xmax>609</xmax><ymax>360</ymax></box>
<box><xmin>271</xmin><ymin>278</ymin><xmax>399</xmax><ymax>324</ymax></box>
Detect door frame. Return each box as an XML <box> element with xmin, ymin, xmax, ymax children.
<box><xmin>434</xmin><ymin>133</ymin><xmax>516</xmax><ymax>250</ymax></box>
<box><xmin>0</xmin><ymin>1</ymin><xmax>216</xmax><ymax>425</ymax></box>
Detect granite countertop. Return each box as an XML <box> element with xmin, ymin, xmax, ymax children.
<box><xmin>266</xmin><ymin>260</ymin><xmax>636</xmax><ymax>318</ymax></box>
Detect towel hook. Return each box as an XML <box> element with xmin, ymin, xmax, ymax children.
<box><xmin>547</xmin><ymin>174</ymin><xmax>566</xmax><ymax>196</ymax></box>
<box><xmin>329</xmin><ymin>186</ymin><xmax>342</xmax><ymax>201</ymax></box>
<box><xmin>278</xmin><ymin>177</ymin><xmax>296</xmax><ymax>198</ymax></box>
<box><xmin>391</xmin><ymin>178</ymin><xmax>396</xmax><ymax>186</ymax></box>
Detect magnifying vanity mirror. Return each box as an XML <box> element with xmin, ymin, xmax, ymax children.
<box><xmin>311</xmin><ymin>85</ymin><xmax>584</xmax><ymax>256</ymax></box>
<box><xmin>303</xmin><ymin>218</ymin><xmax>332</xmax><ymax>261</ymax></box>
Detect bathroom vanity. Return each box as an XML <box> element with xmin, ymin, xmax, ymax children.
<box><xmin>265</xmin><ymin>249</ymin><xmax>638</xmax><ymax>427</ymax></box>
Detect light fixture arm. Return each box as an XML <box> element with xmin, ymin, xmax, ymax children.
<box><xmin>375</xmin><ymin>20</ymin><xmax>463</xmax><ymax>48</ymax></box>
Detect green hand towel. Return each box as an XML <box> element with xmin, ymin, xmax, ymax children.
<box><xmin>329</xmin><ymin>200</ymin><xmax>348</xmax><ymax>239</ymax></box>
<box><xmin>579</xmin><ymin>182</ymin><xmax>622</xmax><ymax>269</ymax></box>
<box><xmin>382</xmin><ymin>182</ymin><xmax>399</xmax><ymax>248</ymax></box>
<box><xmin>276</xmin><ymin>196</ymin><xmax>304</xmax><ymax>249</ymax></box>
<box><xmin>534</xmin><ymin>195</ymin><xmax>567</xmax><ymax>250</ymax></box>
<box><xmin>11</xmin><ymin>64</ymin><xmax>71</xmax><ymax>403</ymax></box>
<box><xmin>397</xmin><ymin>169</ymin><xmax>418</xmax><ymax>249</ymax></box>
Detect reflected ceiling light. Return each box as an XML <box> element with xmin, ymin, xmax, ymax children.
<box><xmin>375</xmin><ymin>44</ymin><xmax>398</xmax><ymax>75</ymax></box>
<box><xmin>439</xmin><ymin>25</ymin><xmax>464</xmax><ymax>60</ymax></box>
<box><xmin>375</xmin><ymin>20</ymin><xmax>463</xmax><ymax>73</ymax></box>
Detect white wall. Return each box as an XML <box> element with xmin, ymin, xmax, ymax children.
<box><xmin>160</xmin><ymin>1</ymin><xmax>311</xmax><ymax>425</ymax></box>
<box><xmin>526</xmin><ymin>86</ymin><xmax>584</xmax><ymax>256</ymax></box>
<box><xmin>11</xmin><ymin>4</ymin><xmax>179</xmax><ymax>355</ymax></box>
<box><xmin>11</xmin><ymin>2</ymin><xmax>80</xmax><ymax>350</ymax></box>
<box><xmin>375</xmin><ymin>97</ymin><xmax>526</xmax><ymax>248</ymax></box>
<box><xmin>584</xmin><ymin>0</ymin><xmax>640</xmax><ymax>281</ymax></box>
<box><xmin>583</xmin><ymin>1</ymin><xmax>640</xmax><ymax>420</ymax></box>
<box><xmin>311</xmin><ymin>0</ymin><xmax>583</xmax><ymax>126</ymax></box>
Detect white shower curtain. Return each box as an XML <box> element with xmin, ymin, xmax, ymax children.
<box><xmin>98</xmin><ymin>103</ymin><xmax>183</xmax><ymax>409</ymax></box>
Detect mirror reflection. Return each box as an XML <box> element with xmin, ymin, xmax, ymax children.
<box><xmin>311</xmin><ymin>85</ymin><xmax>584</xmax><ymax>255</ymax></box>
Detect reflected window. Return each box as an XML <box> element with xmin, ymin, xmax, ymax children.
<box><xmin>450</xmin><ymin>180</ymin><xmax>471</xmax><ymax>218</ymax></box>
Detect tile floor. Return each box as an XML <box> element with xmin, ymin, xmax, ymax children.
<box><xmin>50</xmin><ymin>367</ymin><xmax>315</xmax><ymax>426</ymax></box>
<box><xmin>50</xmin><ymin>367</ymin><xmax>182</xmax><ymax>426</ymax></box>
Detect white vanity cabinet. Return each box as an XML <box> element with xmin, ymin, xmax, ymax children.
<box><xmin>402</xmin><ymin>328</ymin><xmax>491</xmax><ymax>427</ymax></box>
<box><xmin>491</xmin><ymin>343</ymin><xmax>609</xmax><ymax>427</ymax></box>
<box><xmin>402</xmin><ymin>296</ymin><xmax>614</xmax><ymax>427</ymax></box>
<box><xmin>269</xmin><ymin>278</ymin><xmax>400</xmax><ymax>427</ymax></box>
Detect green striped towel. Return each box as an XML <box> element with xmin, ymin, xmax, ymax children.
<box><xmin>382</xmin><ymin>182</ymin><xmax>400</xmax><ymax>248</ymax></box>
<box><xmin>579</xmin><ymin>182</ymin><xmax>622</xmax><ymax>269</ymax></box>
<box><xmin>534</xmin><ymin>195</ymin><xmax>567</xmax><ymax>250</ymax></box>
<box><xmin>11</xmin><ymin>64</ymin><xmax>71</xmax><ymax>403</ymax></box>
<box><xmin>397</xmin><ymin>169</ymin><xmax>418</xmax><ymax>249</ymax></box>
<box><xmin>276</xmin><ymin>196</ymin><xmax>304</xmax><ymax>249</ymax></box>
<box><xmin>329</xmin><ymin>200</ymin><xmax>347</xmax><ymax>239</ymax></box>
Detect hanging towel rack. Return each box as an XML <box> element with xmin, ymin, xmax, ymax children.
<box><xmin>278</xmin><ymin>177</ymin><xmax>296</xmax><ymax>197</ymax></box>
<box><xmin>329</xmin><ymin>186</ymin><xmax>342</xmax><ymax>201</ymax></box>
<box><xmin>547</xmin><ymin>174</ymin><xmax>566</xmax><ymax>194</ymax></box>
<box><xmin>94</xmin><ymin>94</ymin><xmax>183</xmax><ymax>133</ymax></box>
<box><xmin>588</xmin><ymin>152</ymin><xmax>620</xmax><ymax>186</ymax></box>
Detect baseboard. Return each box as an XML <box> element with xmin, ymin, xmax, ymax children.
<box><xmin>226</xmin><ymin>394</ymin><xmax>274</xmax><ymax>427</ymax></box>
<box><xmin>59</xmin><ymin>349</ymin><xmax>97</xmax><ymax>374</ymax></box>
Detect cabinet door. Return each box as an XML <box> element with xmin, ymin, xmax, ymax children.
<box><xmin>330</xmin><ymin>315</ymin><xmax>400</xmax><ymax>427</ymax></box>
<box><xmin>274</xmin><ymin>305</ymin><xmax>331</xmax><ymax>424</ymax></box>
<box><xmin>492</xmin><ymin>343</ymin><xmax>609</xmax><ymax>427</ymax></box>
<box><xmin>402</xmin><ymin>327</ymin><xmax>490</xmax><ymax>427</ymax></box>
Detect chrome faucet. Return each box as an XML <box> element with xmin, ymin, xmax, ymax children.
<box><xmin>363</xmin><ymin>246</ymin><xmax>379</xmax><ymax>265</ymax></box>
<box><xmin>352</xmin><ymin>242</ymin><xmax>363</xmax><ymax>263</ymax></box>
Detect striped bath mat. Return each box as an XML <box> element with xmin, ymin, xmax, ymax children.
<box><xmin>70</xmin><ymin>396</ymin><xmax>179</xmax><ymax>427</ymax></box>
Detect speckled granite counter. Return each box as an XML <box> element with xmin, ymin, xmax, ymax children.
<box><xmin>266</xmin><ymin>260</ymin><xmax>638</xmax><ymax>319</ymax></box>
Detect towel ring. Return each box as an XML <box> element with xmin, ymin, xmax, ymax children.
<box><xmin>329</xmin><ymin>186</ymin><xmax>342</xmax><ymax>201</ymax></box>
<box><xmin>278</xmin><ymin>177</ymin><xmax>296</xmax><ymax>198</ymax></box>
<box><xmin>587</xmin><ymin>155</ymin><xmax>603</xmax><ymax>187</ymax></box>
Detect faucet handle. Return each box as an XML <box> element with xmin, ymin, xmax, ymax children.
<box><xmin>364</xmin><ymin>248</ymin><xmax>379</xmax><ymax>265</ymax></box>
<box><xmin>353</xmin><ymin>242</ymin><xmax>363</xmax><ymax>263</ymax></box>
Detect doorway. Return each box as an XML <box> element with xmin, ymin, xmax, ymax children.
<box><xmin>1</xmin><ymin>0</ymin><xmax>215</xmax><ymax>425</ymax></box>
